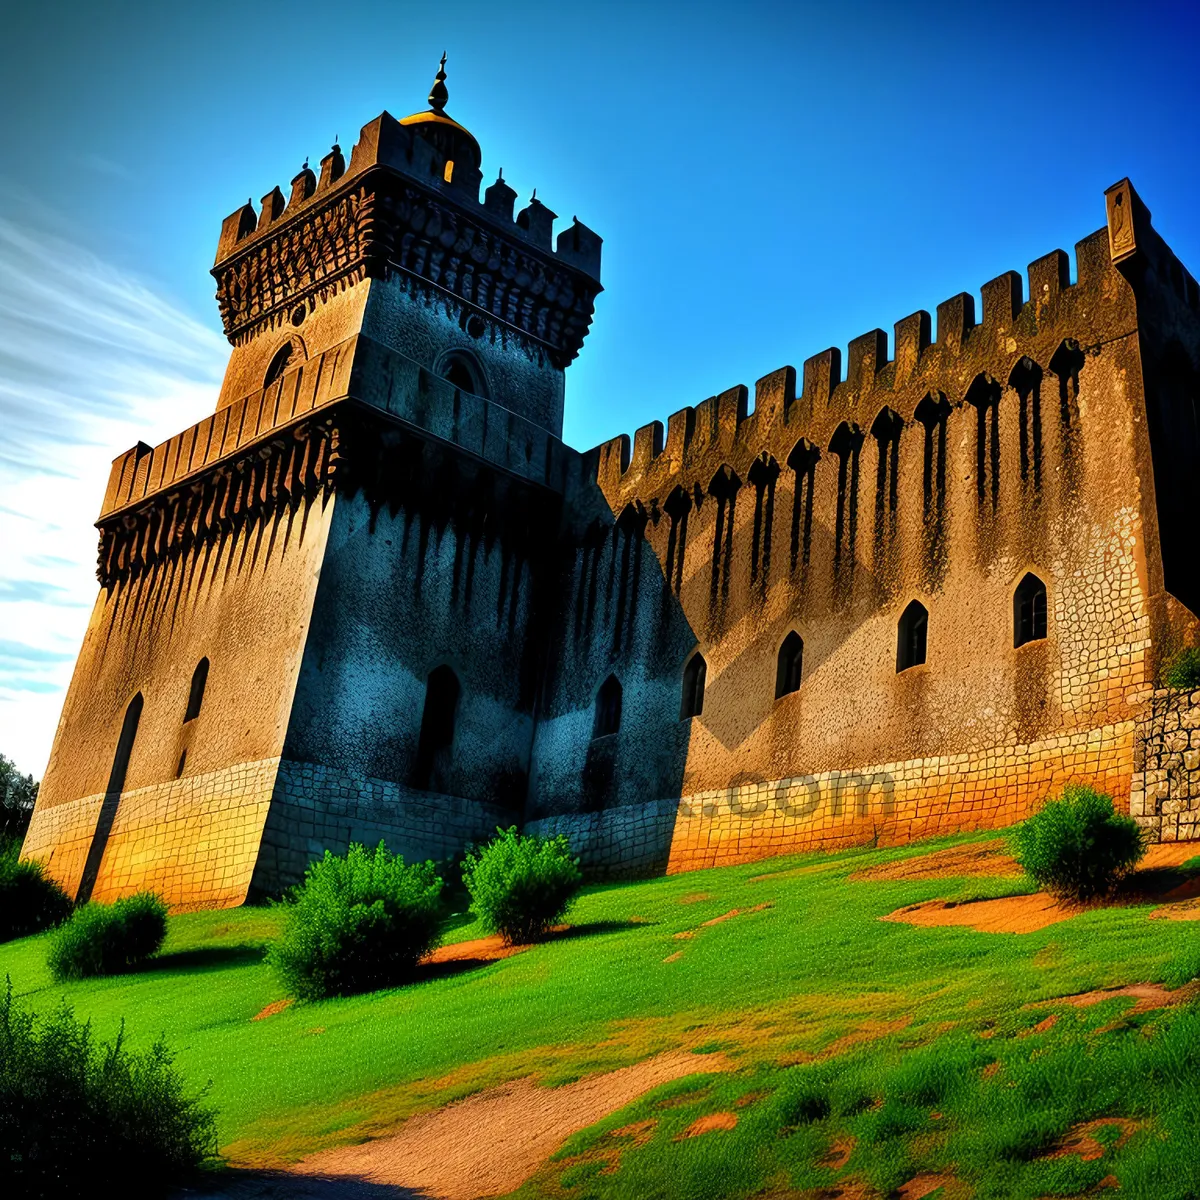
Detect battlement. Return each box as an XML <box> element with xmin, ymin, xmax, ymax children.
<box><xmin>98</xmin><ymin>334</ymin><xmax>576</xmax><ymax>532</ymax></box>
<box><xmin>589</xmin><ymin>180</ymin><xmax>1196</xmax><ymax>503</ymax></box>
<box><xmin>213</xmin><ymin>111</ymin><xmax>602</xmax><ymax>282</ymax></box>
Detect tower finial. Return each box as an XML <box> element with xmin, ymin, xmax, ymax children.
<box><xmin>429</xmin><ymin>51</ymin><xmax>449</xmax><ymax>114</ymax></box>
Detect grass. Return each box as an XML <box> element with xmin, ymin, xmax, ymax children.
<box><xmin>2</xmin><ymin>827</ymin><xmax>1199</xmax><ymax>1198</ymax></box>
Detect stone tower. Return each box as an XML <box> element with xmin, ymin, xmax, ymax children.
<box><xmin>24</xmin><ymin>61</ymin><xmax>603</xmax><ymax>907</ymax></box>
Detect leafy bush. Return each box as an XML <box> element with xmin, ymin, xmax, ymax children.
<box><xmin>462</xmin><ymin>826</ymin><xmax>582</xmax><ymax>944</ymax></box>
<box><xmin>268</xmin><ymin>842</ymin><xmax>444</xmax><ymax>1000</ymax></box>
<box><xmin>1011</xmin><ymin>784</ymin><xmax>1145</xmax><ymax>902</ymax></box>
<box><xmin>48</xmin><ymin>892</ymin><xmax>168</xmax><ymax>981</ymax></box>
<box><xmin>1161</xmin><ymin>646</ymin><xmax>1200</xmax><ymax>690</ymax></box>
<box><xmin>0</xmin><ymin>838</ymin><xmax>72</xmax><ymax>942</ymax></box>
<box><xmin>0</xmin><ymin>980</ymin><xmax>218</xmax><ymax>1197</ymax></box>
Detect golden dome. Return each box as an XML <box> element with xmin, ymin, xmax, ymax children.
<box><xmin>400</xmin><ymin>54</ymin><xmax>481</xmax><ymax>173</ymax></box>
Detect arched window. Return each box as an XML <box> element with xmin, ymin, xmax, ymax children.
<box><xmin>775</xmin><ymin>632</ymin><xmax>804</xmax><ymax>699</ymax></box>
<box><xmin>184</xmin><ymin>658</ymin><xmax>209</xmax><ymax>723</ymax></box>
<box><xmin>680</xmin><ymin>653</ymin><xmax>706</xmax><ymax>719</ymax></box>
<box><xmin>264</xmin><ymin>343</ymin><xmax>295</xmax><ymax>387</ymax></box>
<box><xmin>593</xmin><ymin>675</ymin><xmax>622</xmax><ymax>739</ymax></box>
<box><xmin>1014</xmin><ymin>573</ymin><xmax>1048</xmax><ymax>647</ymax></box>
<box><xmin>412</xmin><ymin>665</ymin><xmax>460</xmax><ymax>789</ymax></box>
<box><xmin>440</xmin><ymin>351</ymin><xmax>489</xmax><ymax>399</ymax></box>
<box><xmin>897</xmin><ymin>600</ymin><xmax>928</xmax><ymax>672</ymax></box>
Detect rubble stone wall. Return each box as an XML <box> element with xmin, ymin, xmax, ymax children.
<box><xmin>1132</xmin><ymin>688</ymin><xmax>1200</xmax><ymax>842</ymax></box>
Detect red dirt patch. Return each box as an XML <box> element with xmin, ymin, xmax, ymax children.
<box><xmin>852</xmin><ymin>839</ymin><xmax>1022</xmax><ymax>883</ymax></box>
<box><xmin>1141</xmin><ymin>844</ymin><xmax>1200</xmax><ymax>869</ymax></box>
<box><xmin>662</xmin><ymin>950</ymin><xmax>685</xmax><ymax>963</ymax></box>
<box><xmin>982</xmin><ymin>1061</ymin><xmax>1002</xmax><ymax>1079</ymax></box>
<box><xmin>882</xmin><ymin>893</ymin><xmax>1074</xmax><ymax>934</ymax></box>
<box><xmin>293</xmin><ymin>1050</ymin><xmax>732</xmax><ymax>1198</ymax></box>
<box><xmin>678</xmin><ymin>1111</ymin><xmax>738</xmax><ymax>1138</ymax></box>
<box><xmin>1020</xmin><ymin>1014</ymin><xmax>1059</xmax><ymax>1037</ymax></box>
<box><xmin>673</xmin><ymin>902</ymin><xmax>773</xmax><ymax>940</ymax></box>
<box><xmin>252</xmin><ymin>999</ymin><xmax>292</xmax><ymax>1021</ymax></box>
<box><xmin>700</xmin><ymin>903</ymin><xmax>774</xmax><ymax>927</ymax></box>
<box><xmin>678</xmin><ymin>892</ymin><xmax>712</xmax><ymax>904</ymax></box>
<box><xmin>1044</xmin><ymin>1118</ymin><xmax>1142</xmax><ymax>1162</ymax></box>
<box><xmin>425</xmin><ymin>933</ymin><xmax>533</xmax><ymax>965</ymax></box>
<box><xmin>898</xmin><ymin>1174</ymin><xmax>969</xmax><ymax>1198</ymax></box>
<box><xmin>1049</xmin><ymin>981</ymin><xmax>1200</xmax><ymax>1014</ymax></box>
<box><xmin>607</xmin><ymin>1118</ymin><xmax>656</xmax><ymax>1150</ymax></box>
<box><xmin>821</xmin><ymin>1135</ymin><xmax>856</xmax><ymax>1169</ymax></box>
<box><xmin>1150</xmin><ymin>898</ymin><xmax>1200</xmax><ymax>921</ymax></box>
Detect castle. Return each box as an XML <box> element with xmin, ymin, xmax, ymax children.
<box><xmin>22</xmin><ymin>63</ymin><xmax>1200</xmax><ymax>908</ymax></box>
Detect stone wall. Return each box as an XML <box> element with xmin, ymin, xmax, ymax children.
<box><xmin>252</xmin><ymin>760</ymin><xmax>515</xmax><ymax>893</ymax></box>
<box><xmin>1132</xmin><ymin>688</ymin><xmax>1200</xmax><ymax>843</ymax></box>
<box><xmin>528</xmin><ymin>721</ymin><xmax>1134</xmax><ymax>876</ymax></box>
<box><xmin>22</xmin><ymin>759</ymin><xmax>279</xmax><ymax>910</ymax></box>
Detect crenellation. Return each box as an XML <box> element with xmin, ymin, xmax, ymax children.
<box><xmin>1027</xmin><ymin>249</ymin><xmax>1072</xmax><ymax>309</ymax></box>
<box><xmin>934</xmin><ymin>291</ymin><xmax>976</xmax><ymax>351</ymax></box>
<box><xmin>630</xmin><ymin>420</ymin><xmax>665</xmax><ymax>474</ymax></box>
<box><xmin>803</xmin><ymin>347</ymin><xmax>842</xmax><ymax>411</ymax></box>
<box><xmin>892</xmin><ymin>310</ymin><xmax>932</xmax><ymax>383</ymax></box>
<box><xmin>317</xmin><ymin>143</ymin><xmax>345</xmax><ymax>191</ymax></box>
<box><xmin>981</xmin><ymin>271</ymin><xmax>1023</xmax><ymax>331</ymax></box>
<box><xmin>257</xmin><ymin>185</ymin><xmax>285</xmax><ymax>230</ymax></box>
<box><xmin>287</xmin><ymin>163</ymin><xmax>316</xmax><ymax>210</ymax></box>
<box><xmin>846</xmin><ymin>328</ymin><xmax>888</xmax><ymax>391</ymax></box>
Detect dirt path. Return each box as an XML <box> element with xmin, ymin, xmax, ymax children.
<box><xmin>290</xmin><ymin>1050</ymin><xmax>731</xmax><ymax>1199</ymax></box>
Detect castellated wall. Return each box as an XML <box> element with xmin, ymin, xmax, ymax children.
<box><xmin>23</xmin><ymin>493</ymin><xmax>334</xmax><ymax>909</ymax></box>
<box><xmin>530</xmin><ymin>223</ymin><xmax>1195</xmax><ymax>875</ymax></box>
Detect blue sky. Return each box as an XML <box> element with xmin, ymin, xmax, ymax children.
<box><xmin>1</xmin><ymin>0</ymin><xmax>1198</xmax><ymax>774</ymax></box>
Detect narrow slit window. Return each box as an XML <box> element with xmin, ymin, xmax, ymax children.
<box><xmin>680</xmin><ymin>653</ymin><xmax>706</xmax><ymax>719</ymax></box>
<box><xmin>897</xmin><ymin>600</ymin><xmax>928</xmax><ymax>672</ymax></box>
<box><xmin>593</xmin><ymin>675</ymin><xmax>622</xmax><ymax>739</ymax></box>
<box><xmin>1014</xmin><ymin>573</ymin><xmax>1048</xmax><ymax>647</ymax></box>
<box><xmin>412</xmin><ymin>665</ymin><xmax>460</xmax><ymax>789</ymax></box>
<box><xmin>775</xmin><ymin>632</ymin><xmax>804</xmax><ymax>699</ymax></box>
<box><xmin>184</xmin><ymin>658</ymin><xmax>209</xmax><ymax>723</ymax></box>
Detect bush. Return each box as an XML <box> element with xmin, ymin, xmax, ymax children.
<box><xmin>268</xmin><ymin>842</ymin><xmax>444</xmax><ymax>1000</ymax></box>
<box><xmin>0</xmin><ymin>979</ymin><xmax>218</xmax><ymax>1197</ymax></box>
<box><xmin>1011</xmin><ymin>784</ymin><xmax>1145</xmax><ymax>902</ymax></box>
<box><xmin>48</xmin><ymin>892</ymin><xmax>168</xmax><ymax>981</ymax></box>
<box><xmin>0</xmin><ymin>838</ymin><xmax>72</xmax><ymax>942</ymax></box>
<box><xmin>1161</xmin><ymin>646</ymin><xmax>1200</xmax><ymax>690</ymax></box>
<box><xmin>462</xmin><ymin>826</ymin><xmax>582</xmax><ymax>944</ymax></box>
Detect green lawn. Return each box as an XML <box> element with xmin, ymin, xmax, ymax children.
<box><xmin>4</xmin><ymin>828</ymin><xmax>1200</xmax><ymax>1198</ymax></box>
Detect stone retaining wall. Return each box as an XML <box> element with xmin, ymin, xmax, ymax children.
<box><xmin>1132</xmin><ymin>688</ymin><xmax>1200</xmax><ymax>842</ymax></box>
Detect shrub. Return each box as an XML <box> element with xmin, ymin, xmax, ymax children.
<box><xmin>0</xmin><ymin>838</ymin><xmax>72</xmax><ymax>942</ymax></box>
<box><xmin>462</xmin><ymin>826</ymin><xmax>582</xmax><ymax>944</ymax></box>
<box><xmin>1011</xmin><ymin>784</ymin><xmax>1145</xmax><ymax>902</ymax></box>
<box><xmin>268</xmin><ymin>842</ymin><xmax>444</xmax><ymax>1000</ymax></box>
<box><xmin>0</xmin><ymin>979</ymin><xmax>218</xmax><ymax>1197</ymax></box>
<box><xmin>1161</xmin><ymin>646</ymin><xmax>1200</xmax><ymax>690</ymax></box>
<box><xmin>48</xmin><ymin>892</ymin><xmax>168</xmax><ymax>981</ymax></box>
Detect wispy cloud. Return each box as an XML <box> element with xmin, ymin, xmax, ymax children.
<box><xmin>0</xmin><ymin>200</ymin><xmax>228</xmax><ymax>774</ymax></box>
